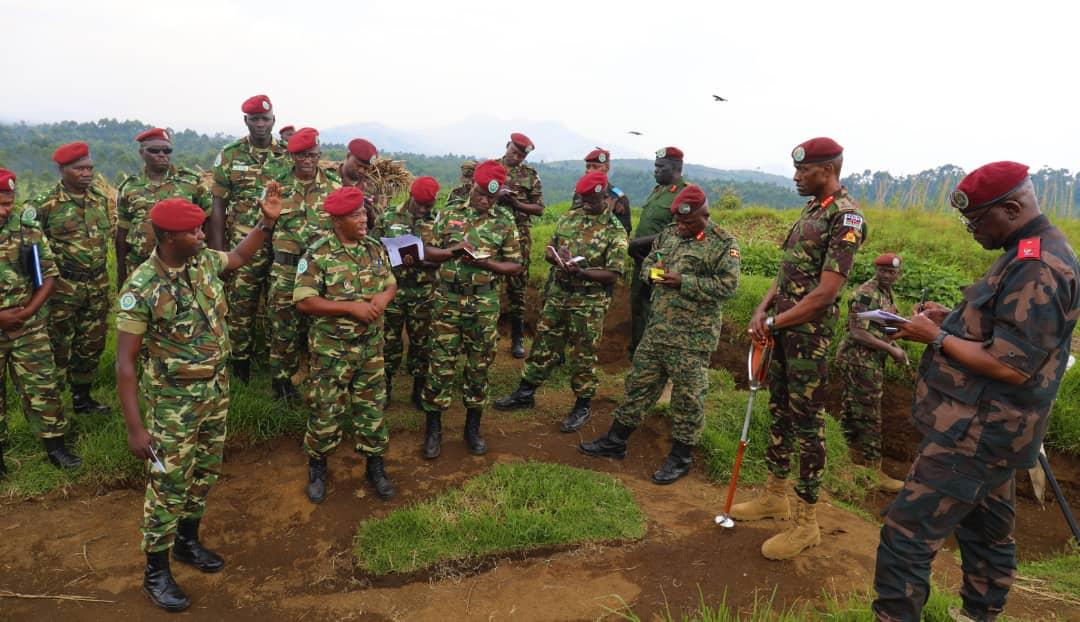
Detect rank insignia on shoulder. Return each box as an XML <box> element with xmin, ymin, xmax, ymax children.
<box><xmin>1018</xmin><ymin>237</ymin><xmax>1041</xmax><ymax>260</ymax></box>
<box><xmin>695</xmin><ymin>230</ymin><xmax>705</xmax><ymax>241</ymax></box>
<box><xmin>842</xmin><ymin>213</ymin><xmax>864</xmax><ymax>228</ymax></box>
<box><xmin>729</xmin><ymin>248</ymin><xmax>741</xmax><ymax>258</ymax></box>
<box><xmin>842</xmin><ymin>229</ymin><xmax>858</xmax><ymax>243</ymax></box>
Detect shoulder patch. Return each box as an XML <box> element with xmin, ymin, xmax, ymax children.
<box><xmin>297</xmin><ymin>258</ymin><xmax>309</xmax><ymax>273</ymax></box>
<box><xmin>213</xmin><ymin>152</ymin><xmax>223</xmax><ymax>168</ymax></box>
<box><xmin>119</xmin><ymin>292</ymin><xmax>138</xmax><ymax>311</ymax></box>
<box><xmin>841</xmin><ymin>213</ymin><xmax>864</xmax><ymax>228</ymax></box>
<box><xmin>1018</xmin><ymin>237</ymin><xmax>1041</xmax><ymax>260</ymax></box>
<box><xmin>842</xmin><ymin>230</ymin><xmax>858</xmax><ymax>243</ymax></box>
<box><xmin>21</xmin><ymin>206</ymin><xmax>37</xmax><ymax>224</ymax></box>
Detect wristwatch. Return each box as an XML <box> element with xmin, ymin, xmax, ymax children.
<box><xmin>765</xmin><ymin>316</ymin><xmax>776</xmax><ymax>332</ymax></box>
<box><xmin>931</xmin><ymin>330</ymin><xmax>949</xmax><ymax>353</ymax></box>
<box><xmin>257</xmin><ymin>220</ymin><xmax>274</xmax><ymax>233</ymax></box>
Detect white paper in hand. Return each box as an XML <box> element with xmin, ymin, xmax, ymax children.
<box><xmin>856</xmin><ymin>309</ymin><xmax>909</xmax><ymax>324</ymax></box>
<box><xmin>380</xmin><ymin>235</ymin><xmax>426</xmax><ymax>267</ymax></box>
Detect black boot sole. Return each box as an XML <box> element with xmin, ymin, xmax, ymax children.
<box><xmin>172</xmin><ymin>552</ymin><xmax>225</xmax><ymax>574</ymax></box>
<box><xmin>577</xmin><ymin>445</ymin><xmax>626</xmax><ymax>460</ymax></box>
<box><xmin>143</xmin><ymin>587</ymin><xmax>190</xmax><ymax>612</ymax></box>
<box><xmin>560</xmin><ymin>414</ymin><xmax>591</xmax><ymax>433</ymax></box>
<box><xmin>493</xmin><ymin>400</ymin><xmax>534</xmax><ymax>411</ymax></box>
<box><xmin>651</xmin><ymin>471</ymin><xmax>690</xmax><ymax>485</ymax></box>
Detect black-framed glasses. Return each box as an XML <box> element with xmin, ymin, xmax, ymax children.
<box><xmin>958</xmin><ymin>205</ymin><xmax>994</xmax><ymax>233</ymax></box>
<box><xmin>145</xmin><ymin>147</ymin><xmax>173</xmax><ymax>155</ymax></box>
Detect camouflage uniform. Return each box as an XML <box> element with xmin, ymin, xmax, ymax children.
<box><xmin>767</xmin><ymin>188</ymin><xmax>864</xmax><ymax>504</ymax></box>
<box><xmin>521</xmin><ymin>209</ymin><xmax>627</xmax><ymax>397</ymax></box>
<box><xmin>116</xmin><ymin>166</ymin><xmax>210</xmax><ymax>272</ymax></box>
<box><xmin>421</xmin><ymin>200</ymin><xmax>522</xmax><ymax>411</ymax></box>
<box><xmin>873</xmin><ymin>215</ymin><xmax>1080</xmax><ymax>622</ymax></box>
<box><xmin>374</xmin><ymin>202</ymin><xmax>438</xmax><ymax>381</ymax></box>
<box><xmin>570</xmin><ymin>184</ymin><xmax>632</xmax><ymax>233</ymax></box>
<box><xmin>446</xmin><ymin>182</ymin><xmax>472</xmax><ymax>207</ymax></box>
<box><xmin>613</xmin><ymin>222</ymin><xmax>741</xmax><ymax>443</ymax></box>
<box><xmin>630</xmin><ymin>180</ymin><xmax>689</xmax><ymax>352</ymax></box>
<box><xmin>211</xmin><ymin>136</ymin><xmax>290</xmax><ymax>362</ymax></box>
<box><xmin>0</xmin><ymin>209</ymin><xmax>68</xmax><ymax>443</ymax></box>
<box><xmin>268</xmin><ymin>167</ymin><xmax>341</xmax><ymax>386</ymax></box>
<box><xmin>499</xmin><ymin>158</ymin><xmax>543</xmax><ymax>321</ymax></box>
<box><xmin>116</xmin><ymin>249</ymin><xmax>232</xmax><ymax>553</ymax></box>
<box><xmin>294</xmin><ymin>235</ymin><xmax>395</xmax><ymax>457</ymax></box>
<box><xmin>835</xmin><ymin>278</ymin><xmax>896</xmax><ymax>462</ymax></box>
<box><xmin>32</xmin><ymin>182</ymin><xmax>111</xmax><ymax>388</ymax></box>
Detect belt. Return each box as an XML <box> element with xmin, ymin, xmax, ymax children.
<box><xmin>274</xmin><ymin>251</ymin><xmax>300</xmax><ymax>267</ymax></box>
<box><xmin>555</xmin><ymin>279</ymin><xmax>608</xmax><ymax>295</ymax></box>
<box><xmin>60</xmin><ymin>265</ymin><xmax>104</xmax><ymax>281</ymax></box>
<box><xmin>446</xmin><ymin>282</ymin><xmax>495</xmax><ymax>296</ymax></box>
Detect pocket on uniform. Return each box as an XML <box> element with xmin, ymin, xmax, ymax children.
<box><xmin>912</xmin><ymin>453</ymin><xmax>983</xmax><ymax>505</ymax></box>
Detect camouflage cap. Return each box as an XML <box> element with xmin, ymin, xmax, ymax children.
<box><xmin>461</xmin><ymin>159</ymin><xmax>477</xmax><ymax>175</ymax></box>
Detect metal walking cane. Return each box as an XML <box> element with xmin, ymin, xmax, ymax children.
<box><xmin>715</xmin><ymin>335</ymin><xmax>774</xmax><ymax>529</ymax></box>
<box><xmin>1038</xmin><ymin>452</ymin><xmax>1080</xmax><ymax>545</ymax></box>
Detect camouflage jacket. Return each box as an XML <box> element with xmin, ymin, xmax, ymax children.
<box><xmin>499</xmin><ymin>158</ymin><xmax>544</xmax><ymax>227</ymax></box>
<box><xmin>641</xmin><ymin>222</ymin><xmax>741</xmax><ymax>352</ymax></box>
<box><xmin>115</xmin><ymin>249</ymin><xmax>231</xmax><ymax>384</ymax></box>
<box><xmin>546</xmin><ymin>208</ymin><xmax>628</xmax><ymax>302</ymax></box>
<box><xmin>211</xmin><ymin>136</ymin><xmax>290</xmax><ymax>232</ymax></box>
<box><xmin>31</xmin><ymin>182</ymin><xmax>111</xmax><ymax>275</ymax></box>
<box><xmin>272</xmin><ymin>167</ymin><xmax>342</xmax><ymax>257</ymax></box>
<box><xmin>446</xmin><ymin>182</ymin><xmax>471</xmax><ymax>207</ymax></box>
<box><xmin>0</xmin><ymin>209</ymin><xmax>59</xmax><ymax>334</ymax></box>
<box><xmin>373</xmin><ymin>202</ymin><xmax>438</xmax><ymax>288</ymax></box>
<box><xmin>836</xmin><ymin>278</ymin><xmax>897</xmax><ymax>368</ymax></box>
<box><xmin>912</xmin><ymin>215</ymin><xmax>1080</xmax><ymax>470</ymax></box>
<box><xmin>117</xmin><ymin>166</ymin><xmax>210</xmax><ymax>264</ymax></box>
<box><xmin>293</xmin><ymin>234</ymin><xmax>396</xmax><ymax>346</ymax></box>
<box><xmin>570</xmin><ymin>183</ymin><xmax>632</xmax><ymax>233</ymax></box>
<box><xmin>774</xmin><ymin>188</ymin><xmax>865</xmax><ymax>329</ymax></box>
<box><xmin>633</xmin><ymin>179</ymin><xmax>689</xmax><ymax>240</ymax></box>
<box><xmin>432</xmin><ymin>201</ymin><xmax>521</xmax><ymax>290</ymax></box>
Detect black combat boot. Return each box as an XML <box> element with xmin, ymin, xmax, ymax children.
<box><xmin>578</xmin><ymin>421</ymin><xmax>635</xmax><ymax>459</ymax></box>
<box><xmin>493</xmin><ymin>380</ymin><xmax>537</xmax><ymax>411</ymax></box>
<box><xmin>510</xmin><ymin>317</ymin><xmax>526</xmax><ymax>359</ymax></box>
<box><xmin>143</xmin><ymin>550</ymin><xmax>190</xmax><ymax>612</ymax></box>
<box><xmin>410</xmin><ymin>377</ymin><xmax>424</xmax><ymax>410</ymax></box>
<box><xmin>173</xmin><ymin>518</ymin><xmax>225</xmax><ymax>572</ymax></box>
<box><xmin>43</xmin><ymin>436</ymin><xmax>82</xmax><ymax>469</ymax></box>
<box><xmin>0</xmin><ymin>445</ymin><xmax>7</xmax><ymax>479</ymax></box>
<box><xmin>464</xmin><ymin>408</ymin><xmax>487</xmax><ymax>455</ymax></box>
<box><xmin>560</xmin><ymin>397</ymin><xmax>592</xmax><ymax>433</ymax></box>
<box><xmin>422</xmin><ymin>410</ymin><xmax>442</xmax><ymax>459</ymax></box>
<box><xmin>272</xmin><ymin>378</ymin><xmax>298</xmax><ymax>401</ymax></box>
<box><xmin>366</xmin><ymin>456</ymin><xmax>396</xmax><ymax>500</ymax></box>
<box><xmin>651</xmin><ymin>441</ymin><xmax>694</xmax><ymax>485</ymax></box>
<box><xmin>231</xmin><ymin>359</ymin><xmax>251</xmax><ymax>384</ymax></box>
<box><xmin>71</xmin><ymin>383</ymin><xmax>108</xmax><ymax>414</ymax></box>
<box><xmin>306</xmin><ymin>455</ymin><xmax>328</xmax><ymax>503</ymax></box>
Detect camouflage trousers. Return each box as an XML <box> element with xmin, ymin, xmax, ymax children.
<box><xmin>49</xmin><ymin>271</ymin><xmax>109</xmax><ymax>386</ymax></box>
<box><xmin>522</xmin><ymin>289</ymin><xmax>610</xmax><ymax>399</ymax></box>
<box><xmin>304</xmin><ymin>339</ymin><xmax>388</xmax><ymax>458</ymax></box>
<box><xmin>873</xmin><ymin>443</ymin><xmax>1017</xmax><ymax>622</ymax></box>
<box><xmin>766</xmin><ymin>328</ymin><xmax>831</xmax><ymax>504</ymax></box>
<box><xmin>628</xmin><ymin>260</ymin><xmax>653</xmax><ymax>355</ymax></box>
<box><xmin>613</xmin><ymin>336</ymin><xmax>710</xmax><ymax>445</ymax></box>
<box><xmin>421</xmin><ymin>290</ymin><xmax>500</xmax><ymax>412</ymax></box>
<box><xmin>505</xmin><ymin>224</ymin><xmax>531</xmax><ymax>319</ymax></box>
<box><xmin>225</xmin><ymin>232</ymin><xmax>272</xmax><ymax>362</ymax></box>
<box><xmin>268</xmin><ymin>262</ymin><xmax>308</xmax><ymax>384</ymax></box>
<box><xmin>0</xmin><ymin>317</ymin><xmax>67</xmax><ymax>443</ymax></box>
<box><xmin>141</xmin><ymin>369</ymin><xmax>229</xmax><ymax>552</ymax></box>
<box><xmin>384</xmin><ymin>283</ymin><xmax>434</xmax><ymax>379</ymax></box>
<box><xmin>838</xmin><ymin>359</ymin><xmax>886</xmax><ymax>461</ymax></box>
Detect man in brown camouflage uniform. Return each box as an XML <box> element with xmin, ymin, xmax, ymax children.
<box><xmin>872</xmin><ymin>162</ymin><xmax>1080</xmax><ymax>622</ymax></box>
<box><xmin>498</xmin><ymin>132</ymin><xmax>544</xmax><ymax>358</ymax></box>
<box><xmin>446</xmin><ymin>160</ymin><xmax>477</xmax><ymax>207</ymax></box>
<box><xmin>338</xmin><ymin>138</ymin><xmax>385</xmax><ymax>218</ymax></box>
<box><xmin>734</xmin><ymin>137</ymin><xmax>865</xmax><ymax>560</ymax></box>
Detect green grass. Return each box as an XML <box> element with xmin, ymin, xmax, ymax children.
<box><xmin>1049</xmin><ymin>365</ymin><xmax>1080</xmax><ymax>454</ymax></box>
<box><xmin>1017</xmin><ymin>544</ymin><xmax>1080</xmax><ymax>598</ymax></box>
<box><xmin>353</xmin><ymin>461</ymin><xmax>646</xmax><ymax>575</ymax></box>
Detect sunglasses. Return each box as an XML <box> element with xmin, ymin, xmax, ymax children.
<box><xmin>145</xmin><ymin>147</ymin><xmax>173</xmax><ymax>155</ymax></box>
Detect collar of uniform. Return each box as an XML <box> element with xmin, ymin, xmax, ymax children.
<box><xmin>244</xmin><ymin>135</ymin><xmax>279</xmax><ymax>155</ymax></box>
<box><xmin>151</xmin><ymin>250</ymin><xmax>193</xmax><ymax>280</ymax></box>
<box><xmin>811</xmin><ymin>187</ymin><xmax>847</xmax><ymax>211</ymax></box>
<box><xmin>141</xmin><ymin>165</ymin><xmax>179</xmax><ymax>185</ymax></box>
<box><xmin>0</xmin><ymin>211</ymin><xmax>19</xmax><ymax>236</ymax></box>
<box><xmin>328</xmin><ymin>231</ymin><xmax>364</xmax><ymax>256</ymax></box>
<box><xmin>1003</xmin><ymin>214</ymin><xmax>1052</xmax><ymax>250</ymax></box>
<box><xmin>54</xmin><ymin>182</ymin><xmax>88</xmax><ymax>203</ymax></box>
<box><xmin>462</xmin><ymin>199</ymin><xmax>493</xmax><ymax>219</ymax></box>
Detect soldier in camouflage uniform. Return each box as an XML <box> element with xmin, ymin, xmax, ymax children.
<box><xmin>418</xmin><ymin>160</ymin><xmax>522</xmax><ymax>458</ymax></box>
<box><xmin>446</xmin><ymin>160</ymin><xmax>477</xmax><ymax>207</ymax></box>
<box><xmin>338</xmin><ymin>139</ymin><xmax>386</xmax><ymax>218</ymax></box>
<box><xmin>571</xmin><ymin>148</ymin><xmax>632</xmax><ymax>233</ymax></box>
<box><xmin>495</xmin><ymin>171</ymin><xmax>628</xmax><ymax>432</ymax></box>
<box><xmin>872</xmin><ymin>162</ymin><xmax>1080</xmax><ymax>622</ymax></box>
<box><xmin>628</xmin><ymin>147</ymin><xmax>690</xmax><ymax>355</ymax></box>
<box><xmin>32</xmin><ymin>142</ymin><xmax>111</xmax><ymax>414</ymax></box>
<box><xmin>835</xmin><ymin>252</ymin><xmax>909</xmax><ymax>493</ymax></box>
<box><xmin>116</xmin><ymin>191</ymin><xmax>281</xmax><ymax>612</ymax></box>
<box><xmin>115</xmin><ymin>127</ymin><xmax>210</xmax><ymax>286</ymax></box>
<box><xmin>581</xmin><ymin>185</ymin><xmax>740</xmax><ymax>484</ymax></box>
<box><xmin>294</xmin><ymin>187</ymin><xmax>397</xmax><ymax>502</ymax></box>
<box><xmin>208</xmin><ymin>94</ymin><xmax>290</xmax><ymax>382</ymax></box>
<box><xmin>733</xmin><ymin>137</ymin><xmax>865</xmax><ymax>561</ymax></box>
<box><xmin>498</xmin><ymin>133</ymin><xmax>545</xmax><ymax>358</ymax></box>
<box><xmin>268</xmin><ymin>128</ymin><xmax>341</xmax><ymax>400</ymax></box>
<box><xmin>0</xmin><ymin>169</ymin><xmax>82</xmax><ymax>477</ymax></box>
<box><xmin>278</xmin><ymin>125</ymin><xmax>296</xmax><ymax>142</ymax></box>
<box><xmin>373</xmin><ymin>177</ymin><xmax>441</xmax><ymax>409</ymax></box>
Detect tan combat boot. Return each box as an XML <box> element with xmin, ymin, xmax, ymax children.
<box><xmin>873</xmin><ymin>460</ymin><xmax>905</xmax><ymax>493</ymax></box>
<box><xmin>728</xmin><ymin>474</ymin><xmax>791</xmax><ymax>521</ymax></box>
<box><xmin>761</xmin><ymin>497</ymin><xmax>821</xmax><ymax>560</ymax></box>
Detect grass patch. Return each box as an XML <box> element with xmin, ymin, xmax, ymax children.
<box><xmin>353</xmin><ymin>461</ymin><xmax>645</xmax><ymax>575</ymax></box>
<box><xmin>1049</xmin><ymin>365</ymin><xmax>1080</xmax><ymax>454</ymax></box>
<box><xmin>1017</xmin><ymin>544</ymin><xmax>1080</xmax><ymax>599</ymax></box>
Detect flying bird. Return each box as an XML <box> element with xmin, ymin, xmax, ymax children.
<box><xmin>627</xmin><ymin>131</ymin><xmax>643</xmax><ymax>136</ymax></box>
<box><xmin>712</xmin><ymin>95</ymin><xmax>728</xmax><ymax>102</ymax></box>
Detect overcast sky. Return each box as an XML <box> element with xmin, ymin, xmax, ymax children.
<box><xmin>3</xmin><ymin>0</ymin><xmax>1076</xmax><ymax>176</ymax></box>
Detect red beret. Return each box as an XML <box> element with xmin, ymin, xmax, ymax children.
<box><xmin>410</xmin><ymin>176</ymin><xmax>440</xmax><ymax>204</ymax></box>
<box><xmin>324</xmin><ymin>187</ymin><xmax>365</xmax><ymax>216</ymax></box>
<box><xmin>473</xmin><ymin>160</ymin><xmax>508</xmax><ymax>194</ymax></box>
<box><xmin>241</xmin><ymin>94</ymin><xmax>273</xmax><ymax>114</ymax></box>
<box><xmin>149</xmin><ymin>198</ymin><xmax>206</xmax><ymax>232</ymax></box>
<box><xmin>575</xmin><ymin>171</ymin><xmax>608</xmax><ymax>196</ymax></box>
<box><xmin>951</xmin><ymin>161</ymin><xmax>1030</xmax><ymax>211</ymax></box>
<box><xmin>53</xmin><ymin>142</ymin><xmax>90</xmax><ymax>165</ymax></box>
<box><xmin>0</xmin><ymin>168</ymin><xmax>16</xmax><ymax>192</ymax></box>
<box><xmin>348</xmin><ymin>138</ymin><xmax>378</xmax><ymax>164</ymax></box>
<box><xmin>874</xmin><ymin>253</ymin><xmax>902</xmax><ymax>268</ymax></box>
<box><xmin>584</xmin><ymin>148</ymin><xmax>610</xmax><ymax>164</ymax></box>
<box><xmin>792</xmin><ymin>137</ymin><xmax>843</xmax><ymax>164</ymax></box>
<box><xmin>655</xmin><ymin>146</ymin><xmax>684</xmax><ymax>161</ymax></box>
<box><xmin>510</xmin><ymin>132</ymin><xmax>534</xmax><ymax>154</ymax></box>
<box><xmin>135</xmin><ymin>128</ymin><xmax>170</xmax><ymax>143</ymax></box>
<box><xmin>287</xmin><ymin>127</ymin><xmax>319</xmax><ymax>154</ymax></box>
<box><xmin>278</xmin><ymin>125</ymin><xmax>295</xmax><ymax>135</ymax></box>
<box><xmin>671</xmin><ymin>184</ymin><xmax>707</xmax><ymax>215</ymax></box>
